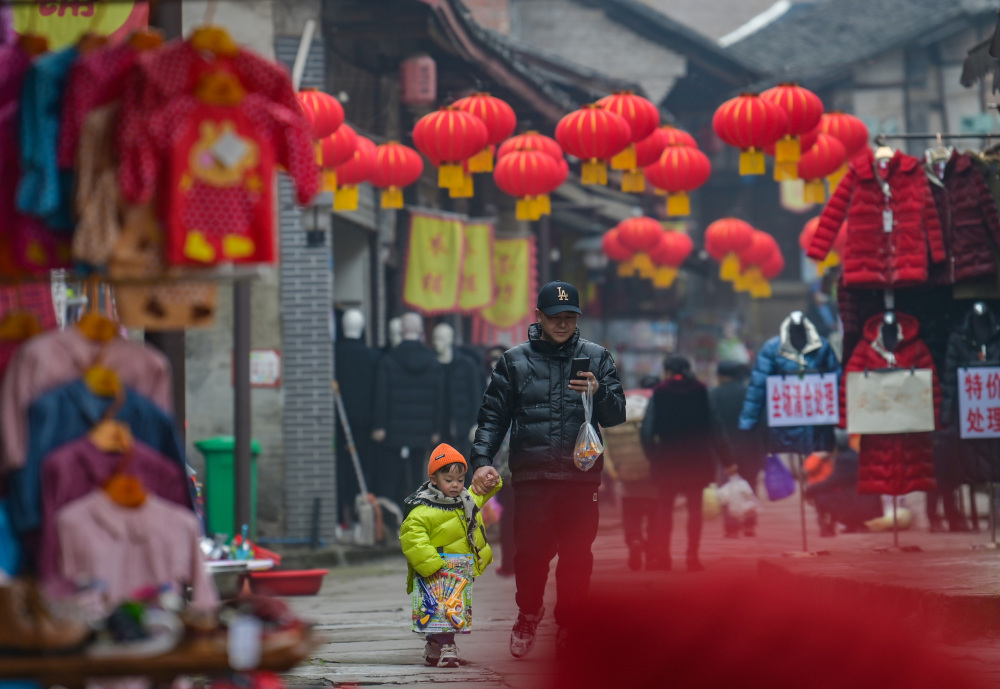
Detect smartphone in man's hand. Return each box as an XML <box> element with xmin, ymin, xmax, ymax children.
<box><xmin>572</xmin><ymin>357</ymin><xmax>591</xmax><ymax>377</ymax></box>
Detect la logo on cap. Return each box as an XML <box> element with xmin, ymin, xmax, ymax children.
<box><xmin>557</xmin><ymin>287</ymin><xmax>569</xmax><ymax>301</ymax></box>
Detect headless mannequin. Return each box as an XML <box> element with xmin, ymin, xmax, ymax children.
<box><xmin>788</xmin><ymin>310</ymin><xmax>807</xmax><ymax>352</ymax></box>
<box><xmin>881</xmin><ymin>311</ymin><xmax>899</xmax><ymax>353</ymax></box>
<box><xmin>971</xmin><ymin>302</ymin><xmax>995</xmax><ymax>352</ymax></box>
<box><xmin>372</xmin><ymin>313</ymin><xmax>440</xmax><ymax>444</ymax></box>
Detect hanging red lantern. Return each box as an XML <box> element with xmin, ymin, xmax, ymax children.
<box><xmin>735</xmin><ymin>230</ymin><xmax>778</xmax><ymax>295</ymax></box>
<box><xmin>555</xmin><ymin>104</ymin><xmax>631</xmax><ymax>185</ymax></box>
<box><xmin>452</xmin><ymin>92</ymin><xmax>517</xmax><ymax>173</ymax></box>
<box><xmin>332</xmin><ymin>136</ymin><xmax>375</xmax><ymax>212</ymax></box>
<box><xmin>760</xmin><ymin>83</ymin><xmax>824</xmax><ymax>166</ymax></box>
<box><xmin>705</xmin><ymin>218</ymin><xmax>754</xmax><ymax>281</ymax></box>
<box><xmin>643</xmin><ymin>146</ymin><xmax>711</xmax><ymax>217</ymax></box>
<box><xmin>755</xmin><ymin>249</ymin><xmax>785</xmax><ymax>299</ymax></box>
<box><xmin>602</xmin><ymin>228</ymin><xmax>637</xmax><ymax>277</ymax></box>
<box><xmin>712</xmin><ymin>93</ymin><xmax>787</xmax><ymax>176</ymax></box>
<box><xmin>616</xmin><ymin>217</ymin><xmax>664</xmax><ymax>278</ymax></box>
<box><xmin>596</xmin><ymin>91</ymin><xmax>660</xmax><ymax>172</ymax></box>
<box><xmin>370</xmin><ymin>142</ymin><xmax>423</xmax><ymax>209</ymax></box>
<box><xmin>766</xmin><ymin>120</ymin><xmax>822</xmax><ymax>181</ymax></box>
<box><xmin>798</xmin><ymin>133</ymin><xmax>847</xmax><ymax>204</ymax></box>
<box><xmin>317</xmin><ymin>123</ymin><xmax>358</xmax><ymax>192</ymax></box>
<box><xmin>496</xmin><ymin>131</ymin><xmax>563</xmax><ymax>161</ymax></box>
<box><xmin>648</xmin><ymin>231</ymin><xmax>694</xmax><ymax>288</ymax></box>
<box><xmin>412</xmin><ymin>106</ymin><xmax>489</xmax><ymax>190</ymax></box>
<box><xmin>820</xmin><ymin>112</ymin><xmax>869</xmax><ymax>189</ymax></box>
<box><xmin>627</xmin><ymin>126</ymin><xmax>698</xmax><ymax>194</ymax></box>
<box><xmin>660</xmin><ymin>125</ymin><xmax>698</xmax><ymax>150</ymax></box>
<box><xmin>493</xmin><ymin>149</ymin><xmax>566</xmax><ymax>221</ymax></box>
<box><xmin>296</xmin><ymin>89</ymin><xmax>344</xmax><ymax>140</ymax></box>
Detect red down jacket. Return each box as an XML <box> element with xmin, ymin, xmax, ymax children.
<box><xmin>842</xmin><ymin>313</ymin><xmax>940</xmax><ymax>495</ymax></box>
<box><xmin>925</xmin><ymin>151</ymin><xmax>1000</xmax><ymax>285</ymax></box>
<box><xmin>808</xmin><ymin>148</ymin><xmax>945</xmax><ymax>288</ymax></box>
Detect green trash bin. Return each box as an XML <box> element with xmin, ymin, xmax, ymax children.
<box><xmin>194</xmin><ymin>436</ymin><xmax>261</xmax><ymax>539</ymax></box>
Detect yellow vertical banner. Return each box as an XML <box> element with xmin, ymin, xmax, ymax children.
<box><xmin>403</xmin><ymin>213</ymin><xmax>465</xmax><ymax>314</ymax></box>
<box><xmin>478</xmin><ymin>237</ymin><xmax>533</xmax><ymax>329</ymax></box>
<box><xmin>459</xmin><ymin>222</ymin><xmax>495</xmax><ymax>313</ymax></box>
<box><xmin>13</xmin><ymin>2</ymin><xmax>148</xmax><ymax>50</ymax></box>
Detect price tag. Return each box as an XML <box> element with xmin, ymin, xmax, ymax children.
<box><xmin>882</xmin><ymin>208</ymin><xmax>893</xmax><ymax>233</ymax></box>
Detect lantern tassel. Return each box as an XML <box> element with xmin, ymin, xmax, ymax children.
<box><xmin>467</xmin><ymin>148</ymin><xmax>494</xmax><ymax>173</ymax></box>
<box><xmin>610</xmin><ymin>144</ymin><xmax>637</xmax><ymax>171</ymax></box>
<box><xmin>803</xmin><ymin>180</ymin><xmax>826</xmax><ymax>204</ymax></box>
<box><xmin>516</xmin><ymin>197</ymin><xmax>536</xmax><ymax>221</ymax></box>
<box><xmin>739</xmin><ymin>149</ymin><xmax>766</xmax><ymax>176</ymax></box>
<box><xmin>827</xmin><ymin>164</ymin><xmax>848</xmax><ymax>190</ymax></box>
<box><xmin>817</xmin><ymin>250</ymin><xmax>841</xmax><ymax>276</ymax></box>
<box><xmin>652</xmin><ymin>266</ymin><xmax>678</xmax><ymax>289</ymax></box>
<box><xmin>582</xmin><ymin>160</ymin><xmax>608</xmax><ymax>186</ymax></box>
<box><xmin>773</xmin><ymin>161</ymin><xmax>798</xmax><ymax>182</ymax></box>
<box><xmin>381</xmin><ymin>187</ymin><xmax>403</xmax><ymax>209</ymax></box>
<box><xmin>633</xmin><ymin>252</ymin><xmax>655</xmax><ymax>279</ymax></box>
<box><xmin>333</xmin><ymin>186</ymin><xmax>359</xmax><ymax>212</ymax></box>
<box><xmin>537</xmin><ymin>194</ymin><xmax>551</xmax><ymax>217</ymax></box>
<box><xmin>322</xmin><ymin>170</ymin><xmax>338</xmax><ymax>193</ymax></box>
<box><xmin>622</xmin><ymin>171</ymin><xmax>645</xmax><ymax>193</ymax></box>
<box><xmin>617</xmin><ymin>257</ymin><xmax>637</xmax><ymax>277</ymax></box>
<box><xmin>666</xmin><ymin>192</ymin><xmax>691</xmax><ymax>217</ymax></box>
<box><xmin>719</xmin><ymin>253</ymin><xmax>741</xmax><ymax>282</ymax></box>
<box><xmin>774</xmin><ymin>136</ymin><xmax>801</xmax><ymax>163</ymax></box>
<box><xmin>439</xmin><ymin>164</ymin><xmax>464</xmax><ymax>189</ymax></box>
<box><xmin>449</xmin><ymin>172</ymin><xmax>475</xmax><ymax>198</ymax></box>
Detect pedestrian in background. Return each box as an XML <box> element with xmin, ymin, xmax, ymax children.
<box><xmin>469</xmin><ymin>281</ymin><xmax>626</xmax><ymax>660</ymax></box>
<box><xmin>641</xmin><ymin>355</ymin><xmax>733</xmax><ymax>572</ymax></box>
<box><xmin>400</xmin><ymin>444</ymin><xmax>502</xmax><ymax>668</ymax></box>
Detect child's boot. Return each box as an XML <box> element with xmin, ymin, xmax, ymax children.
<box><xmin>422</xmin><ymin>638</ymin><xmax>440</xmax><ymax>666</ymax></box>
<box><xmin>438</xmin><ymin>642</ymin><xmax>459</xmax><ymax>668</ymax></box>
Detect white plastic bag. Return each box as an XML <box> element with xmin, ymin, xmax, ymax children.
<box><xmin>717</xmin><ymin>475</ymin><xmax>761</xmax><ymax>520</ymax></box>
<box><xmin>574</xmin><ymin>383</ymin><xmax>604</xmax><ymax>471</ymax></box>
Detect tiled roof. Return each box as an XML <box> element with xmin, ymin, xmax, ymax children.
<box><xmin>729</xmin><ymin>0</ymin><xmax>997</xmax><ymax>85</ymax></box>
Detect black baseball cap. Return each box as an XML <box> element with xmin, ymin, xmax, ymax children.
<box><xmin>537</xmin><ymin>281</ymin><xmax>582</xmax><ymax>316</ymax></box>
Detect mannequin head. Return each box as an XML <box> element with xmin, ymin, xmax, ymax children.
<box><xmin>341</xmin><ymin>309</ymin><xmax>365</xmax><ymax>340</ymax></box>
<box><xmin>788</xmin><ymin>310</ymin><xmax>807</xmax><ymax>352</ymax></box>
<box><xmin>881</xmin><ymin>311</ymin><xmax>899</xmax><ymax>352</ymax></box>
<box><xmin>432</xmin><ymin>323</ymin><xmax>455</xmax><ymax>364</ymax></box>
<box><xmin>388</xmin><ymin>317</ymin><xmax>403</xmax><ymax>348</ymax></box>
<box><xmin>401</xmin><ymin>312</ymin><xmax>424</xmax><ymax>342</ymax></box>
<box><xmin>971</xmin><ymin>302</ymin><xmax>994</xmax><ymax>345</ymax></box>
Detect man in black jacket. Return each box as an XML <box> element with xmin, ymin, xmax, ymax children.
<box><xmin>469</xmin><ymin>281</ymin><xmax>626</xmax><ymax>660</ymax></box>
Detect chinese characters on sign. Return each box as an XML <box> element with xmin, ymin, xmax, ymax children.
<box><xmin>957</xmin><ymin>367</ymin><xmax>1000</xmax><ymax>438</ymax></box>
<box><xmin>765</xmin><ymin>373</ymin><xmax>839</xmax><ymax>427</ymax></box>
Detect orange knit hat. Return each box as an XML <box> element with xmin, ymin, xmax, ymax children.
<box><xmin>428</xmin><ymin>443</ymin><xmax>467</xmax><ymax>477</ymax></box>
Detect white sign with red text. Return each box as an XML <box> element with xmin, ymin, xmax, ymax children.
<box><xmin>766</xmin><ymin>373</ymin><xmax>839</xmax><ymax>427</ymax></box>
<box><xmin>957</xmin><ymin>367</ymin><xmax>1000</xmax><ymax>439</ymax></box>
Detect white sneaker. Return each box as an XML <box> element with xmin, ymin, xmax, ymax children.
<box><xmin>509</xmin><ymin>608</ymin><xmax>544</xmax><ymax>658</ymax></box>
<box><xmin>437</xmin><ymin>642</ymin><xmax>460</xmax><ymax>668</ymax></box>
<box><xmin>422</xmin><ymin>639</ymin><xmax>440</xmax><ymax>666</ymax></box>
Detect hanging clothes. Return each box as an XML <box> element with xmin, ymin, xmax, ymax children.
<box><xmin>842</xmin><ymin>313</ymin><xmax>940</xmax><ymax>495</ymax></box>
<box><xmin>0</xmin><ymin>327</ymin><xmax>172</xmax><ymax>471</ymax></box>
<box><xmin>56</xmin><ymin>491</ymin><xmax>216</xmax><ymax>613</ymax></box>
<box><xmin>738</xmin><ymin>314</ymin><xmax>841</xmax><ymax>455</ymax></box>
<box><xmin>124</xmin><ymin>80</ymin><xmax>318</xmax><ymax>265</ymax></box>
<box><xmin>808</xmin><ymin>148</ymin><xmax>945</xmax><ymax>288</ymax></box>
<box><xmin>6</xmin><ymin>379</ymin><xmax>184</xmax><ymax>535</ymax></box>
<box><xmin>941</xmin><ymin>306</ymin><xmax>1000</xmax><ymax>482</ymax></box>
<box><xmin>924</xmin><ymin>150</ymin><xmax>1000</xmax><ymax>286</ymax></box>
<box><xmin>37</xmin><ymin>437</ymin><xmax>191</xmax><ymax>587</ymax></box>
<box><xmin>16</xmin><ymin>46</ymin><xmax>78</xmax><ymax>230</ymax></box>
<box><xmin>71</xmin><ymin>103</ymin><xmax>123</xmax><ymax>267</ymax></box>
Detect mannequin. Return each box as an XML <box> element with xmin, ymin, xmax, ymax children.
<box><xmin>788</xmin><ymin>310</ymin><xmax>807</xmax><ymax>352</ymax></box>
<box><xmin>334</xmin><ymin>309</ymin><xmax>380</xmax><ymax>524</ymax></box>
<box><xmin>971</xmin><ymin>302</ymin><xmax>996</xmax><ymax>353</ymax></box>
<box><xmin>881</xmin><ymin>311</ymin><xmax>899</xmax><ymax>353</ymax></box>
<box><xmin>387</xmin><ymin>317</ymin><xmax>403</xmax><ymax>349</ymax></box>
<box><xmin>433</xmin><ymin>323</ymin><xmax>483</xmax><ymax>457</ymax></box>
<box><xmin>371</xmin><ymin>312</ymin><xmax>443</xmax><ymax>508</ymax></box>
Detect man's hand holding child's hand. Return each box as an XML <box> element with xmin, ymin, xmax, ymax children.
<box><xmin>471</xmin><ymin>466</ymin><xmax>500</xmax><ymax>495</ymax></box>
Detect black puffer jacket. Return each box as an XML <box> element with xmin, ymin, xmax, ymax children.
<box><xmin>470</xmin><ymin>324</ymin><xmax>625</xmax><ymax>485</ymax></box>
<box><xmin>372</xmin><ymin>340</ymin><xmax>443</xmax><ymax>448</ymax></box>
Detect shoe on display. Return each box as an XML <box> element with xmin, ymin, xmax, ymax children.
<box><xmin>0</xmin><ymin>580</ymin><xmax>91</xmax><ymax>653</ymax></box>
<box><xmin>422</xmin><ymin>639</ymin><xmax>440</xmax><ymax>666</ymax></box>
<box><xmin>627</xmin><ymin>543</ymin><xmax>643</xmax><ymax>571</ymax></box>
<box><xmin>437</xmin><ymin>642</ymin><xmax>459</xmax><ymax>668</ymax></box>
<box><xmin>509</xmin><ymin>607</ymin><xmax>544</xmax><ymax>658</ymax></box>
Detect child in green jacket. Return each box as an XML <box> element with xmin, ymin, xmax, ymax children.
<box><xmin>400</xmin><ymin>443</ymin><xmax>502</xmax><ymax>668</ymax></box>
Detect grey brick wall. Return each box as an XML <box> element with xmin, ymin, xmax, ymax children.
<box><xmin>275</xmin><ymin>36</ymin><xmax>337</xmax><ymax>540</ymax></box>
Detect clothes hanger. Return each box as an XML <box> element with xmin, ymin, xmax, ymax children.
<box><xmin>873</xmin><ymin>135</ymin><xmax>895</xmax><ymax>162</ymax></box>
<box><xmin>128</xmin><ymin>26</ymin><xmax>165</xmax><ymax>52</ymax></box>
<box><xmin>189</xmin><ymin>1</ymin><xmax>239</xmax><ymax>59</ymax></box>
<box><xmin>927</xmin><ymin>132</ymin><xmax>951</xmax><ymax>164</ymax></box>
<box><xmin>194</xmin><ymin>66</ymin><xmax>247</xmax><ymax>106</ymax></box>
<box><xmin>0</xmin><ymin>285</ymin><xmax>42</xmax><ymax>343</ymax></box>
<box><xmin>75</xmin><ymin>1</ymin><xmax>110</xmax><ymax>55</ymax></box>
<box><xmin>76</xmin><ymin>277</ymin><xmax>118</xmax><ymax>343</ymax></box>
<box><xmin>102</xmin><ymin>445</ymin><xmax>146</xmax><ymax>508</ymax></box>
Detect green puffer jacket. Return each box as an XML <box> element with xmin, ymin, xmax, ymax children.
<box><xmin>400</xmin><ymin>480</ymin><xmax>502</xmax><ymax>593</ymax></box>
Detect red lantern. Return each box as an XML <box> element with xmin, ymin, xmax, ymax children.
<box><xmin>412</xmin><ymin>106</ymin><xmax>489</xmax><ymax>190</ymax></box>
<box><xmin>555</xmin><ymin>104</ymin><xmax>631</xmax><ymax>185</ymax></box>
<box><xmin>820</xmin><ymin>112</ymin><xmax>869</xmax><ymax>188</ymax></box>
<box><xmin>660</xmin><ymin>125</ymin><xmax>698</xmax><ymax>150</ymax></box>
<box><xmin>452</xmin><ymin>92</ymin><xmax>517</xmax><ymax>173</ymax></box>
<box><xmin>735</xmin><ymin>230</ymin><xmax>778</xmax><ymax>295</ymax></box>
<box><xmin>627</xmin><ymin>126</ymin><xmax>698</xmax><ymax>193</ymax></box>
<box><xmin>643</xmin><ymin>146</ymin><xmax>711</xmax><ymax>217</ymax></box>
<box><xmin>596</xmin><ymin>91</ymin><xmax>660</xmax><ymax>171</ymax></box>
<box><xmin>602</xmin><ymin>228</ymin><xmax>634</xmax><ymax>262</ymax></box>
<box><xmin>493</xmin><ymin>149</ymin><xmax>566</xmax><ymax>221</ymax></box>
<box><xmin>766</xmin><ymin>120</ymin><xmax>822</xmax><ymax>181</ymax></box>
<box><xmin>705</xmin><ymin>218</ymin><xmax>753</xmax><ymax>281</ymax></box>
<box><xmin>760</xmin><ymin>83</ymin><xmax>824</xmax><ymax>166</ymax></box>
<box><xmin>712</xmin><ymin>93</ymin><xmax>787</xmax><ymax>175</ymax></box>
<box><xmin>370</xmin><ymin>142</ymin><xmax>423</xmax><ymax>209</ymax></box>
<box><xmin>296</xmin><ymin>89</ymin><xmax>344</xmax><ymax>140</ymax></box>
<box><xmin>616</xmin><ymin>217</ymin><xmax>663</xmax><ymax>278</ymax></box>
<box><xmin>497</xmin><ymin>131</ymin><xmax>563</xmax><ymax>161</ymax></box>
<box><xmin>761</xmin><ymin>250</ymin><xmax>784</xmax><ymax>281</ymax></box>
<box><xmin>317</xmin><ymin>123</ymin><xmax>358</xmax><ymax>192</ymax></box>
<box><xmin>332</xmin><ymin>136</ymin><xmax>375</xmax><ymax>212</ymax></box>
<box><xmin>798</xmin><ymin>133</ymin><xmax>847</xmax><ymax>204</ymax></box>
<box><xmin>649</xmin><ymin>231</ymin><xmax>694</xmax><ymax>288</ymax></box>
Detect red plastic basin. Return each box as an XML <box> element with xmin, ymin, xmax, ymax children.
<box><xmin>248</xmin><ymin>569</ymin><xmax>328</xmax><ymax>596</ymax></box>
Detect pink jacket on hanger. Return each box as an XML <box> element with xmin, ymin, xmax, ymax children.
<box><xmin>0</xmin><ymin>328</ymin><xmax>172</xmax><ymax>471</ymax></box>
<box><xmin>56</xmin><ymin>491</ymin><xmax>216</xmax><ymax>613</ymax></box>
